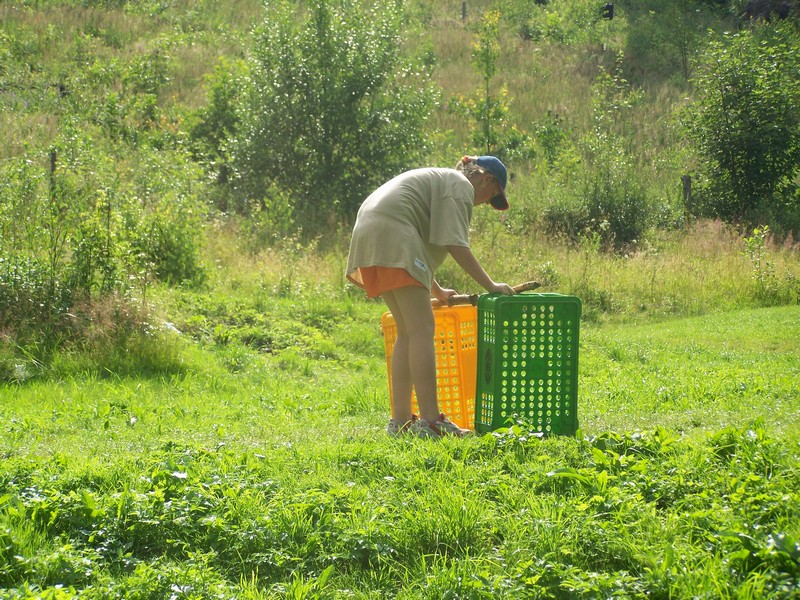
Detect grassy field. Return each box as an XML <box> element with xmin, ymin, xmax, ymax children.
<box><xmin>2</xmin><ymin>223</ymin><xmax>799</xmax><ymax>598</ymax></box>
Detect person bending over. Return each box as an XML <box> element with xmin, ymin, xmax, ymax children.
<box><xmin>346</xmin><ymin>156</ymin><xmax>515</xmax><ymax>437</ymax></box>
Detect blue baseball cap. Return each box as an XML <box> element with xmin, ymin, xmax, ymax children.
<box><xmin>476</xmin><ymin>155</ymin><xmax>509</xmax><ymax>210</ymax></box>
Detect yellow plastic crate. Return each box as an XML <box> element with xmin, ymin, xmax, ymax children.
<box><xmin>381</xmin><ymin>304</ymin><xmax>478</xmax><ymax>429</ymax></box>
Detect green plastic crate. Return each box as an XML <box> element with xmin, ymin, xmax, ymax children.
<box><xmin>475</xmin><ymin>293</ymin><xmax>581</xmax><ymax>435</ymax></box>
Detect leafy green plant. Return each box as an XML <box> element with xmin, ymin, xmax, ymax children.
<box><xmin>127</xmin><ymin>147</ymin><xmax>208</xmax><ymax>287</ymax></box>
<box><xmin>69</xmin><ymin>186</ymin><xmax>125</xmax><ymax>300</ymax></box>
<box><xmin>239</xmin><ymin>185</ymin><xmax>297</xmax><ymax>254</ymax></box>
<box><xmin>122</xmin><ymin>42</ymin><xmax>171</xmax><ymax>97</ymax></box>
<box><xmin>534</xmin><ymin>110</ymin><xmax>569</xmax><ymax>168</ymax></box>
<box><xmin>0</xmin><ymin>153</ymin><xmax>77</xmax><ymax>336</ymax></box>
<box><xmin>743</xmin><ymin>226</ymin><xmax>779</xmax><ymax>303</ymax></box>
<box><xmin>504</xmin><ymin>0</ymin><xmax>619</xmax><ymax>45</ymax></box>
<box><xmin>581</xmin><ymin>132</ymin><xmax>651</xmax><ymax>249</ymax></box>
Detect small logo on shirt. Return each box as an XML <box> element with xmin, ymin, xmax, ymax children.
<box><xmin>414</xmin><ymin>258</ymin><xmax>428</xmax><ymax>272</ymax></box>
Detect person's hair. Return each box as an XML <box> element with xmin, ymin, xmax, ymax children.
<box><xmin>455</xmin><ymin>156</ymin><xmax>487</xmax><ymax>178</ymax></box>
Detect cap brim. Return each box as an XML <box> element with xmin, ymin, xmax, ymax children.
<box><xmin>490</xmin><ymin>192</ymin><xmax>509</xmax><ymax>211</ymax></box>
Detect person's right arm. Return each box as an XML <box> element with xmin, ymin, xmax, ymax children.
<box><xmin>446</xmin><ymin>245</ymin><xmax>514</xmax><ymax>294</ymax></box>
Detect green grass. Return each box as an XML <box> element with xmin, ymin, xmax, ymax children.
<box><xmin>2</xmin><ymin>1</ymin><xmax>799</xmax><ymax>597</ymax></box>
<box><xmin>1</xmin><ymin>291</ymin><xmax>798</xmax><ymax>597</ymax></box>
<box><xmin>580</xmin><ymin>306</ymin><xmax>800</xmax><ymax>437</ymax></box>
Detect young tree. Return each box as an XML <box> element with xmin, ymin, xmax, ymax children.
<box><xmin>233</xmin><ymin>0</ymin><xmax>436</xmax><ymax>231</ymax></box>
<box><xmin>472</xmin><ymin>9</ymin><xmax>502</xmax><ymax>155</ymax></box>
<box><xmin>451</xmin><ymin>9</ymin><xmax>534</xmax><ymax>163</ymax></box>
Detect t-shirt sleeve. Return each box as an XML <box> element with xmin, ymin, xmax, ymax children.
<box><xmin>429</xmin><ymin>193</ymin><xmax>472</xmax><ymax>247</ymax></box>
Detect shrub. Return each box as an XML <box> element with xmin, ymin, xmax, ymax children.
<box><xmin>685</xmin><ymin>21</ymin><xmax>800</xmax><ymax>234</ymax></box>
<box><xmin>69</xmin><ymin>186</ymin><xmax>125</xmax><ymax>299</ymax></box>
<box><xmin>623</xmin><ymin>0</ymin><xmax>721</xmax><ymax>82</ymax></box>
<box><xmin>0</xmin><ymin>154</ymin><xmax>77</xmax><ymax>334</ymax></box>
<box><xmin>581</xmin><ymin>132</ymin><xmax>651</xmax><ymax>248</ymax></box>
<box><xmin>126</xmin><ymin>148</ymin><xmax>208</xmax><ymax>288</ymax></box>
<box><xmin>0</xmin><ymin>255</ymin><xmax>73</xmax><ymax>338</ymax></box>
<box><xmin>543</xmin><ymin>144</ymin><xmax>652</xmax><ymax>250</ymax></box>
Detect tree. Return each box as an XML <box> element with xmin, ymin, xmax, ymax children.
<box><xmin>232</xmin><ymin>0</ymin><xmax>436</xmax><ymax>231</ymax></box>
<box><xmin>685</xmin><ymin>21</ymin><xmax>800</xmax><ymax>233</ymax></box>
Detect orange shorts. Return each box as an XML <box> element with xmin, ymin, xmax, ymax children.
<box><xmin>348</xmin><ymin>266</ymin><xmax>425</xmax><ymax>299</ymax></box>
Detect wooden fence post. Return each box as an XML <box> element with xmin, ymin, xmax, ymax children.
<box><xmin>682</xmin><ymin>174</ymin><xmax>693</xmax><ymax>225</ymax></box>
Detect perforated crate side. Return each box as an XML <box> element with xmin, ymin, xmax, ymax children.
<box><xmin>475</xmin><ymin>294</ymin><xmax>581</xmax><ymax>435</ymax></box>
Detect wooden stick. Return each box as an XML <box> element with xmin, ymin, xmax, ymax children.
<box><xmin>431</xmin><ymin>281</ymin><xmax>542</xmax><ymax>306</ymax></box>
<box><xmin>512</xmin><ymin>281</ymin><xmax>541</xmax><ymax>293</ymax></box>
<box><xmin>432</xmin><ymin>293</ymin><xmax>479</xmax><ymax>307</ymax></box>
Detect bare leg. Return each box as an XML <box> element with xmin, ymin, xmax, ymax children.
<box><xmin>382</xmin><ymin>286</ymin><xmax>439</xmax><ymax>424</ymax></box>
<box><xmin>383</xmin><ymin>293</ymin><xmax>413</xmax><ymax>424</ymax></box>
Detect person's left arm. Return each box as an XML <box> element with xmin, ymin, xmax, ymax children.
<box><xmin>446</xmin><ymin>245</ymin><xmax>514</xmax><ymax>295</ymax></box>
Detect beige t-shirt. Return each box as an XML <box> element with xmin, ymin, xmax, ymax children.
<box><xmin>346</xmin><ymin>168</ymin><xmax>474</xmax><ymax>290</ymax></box>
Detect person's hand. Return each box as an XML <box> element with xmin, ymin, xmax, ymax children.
<box><xmin>487</xmin><ymin>282</ymin><xmax>515</xmax><ymax>295</ymax></box>
<box><xmin>433</xmin><ymin>286</ymin><xmax>457</xmax><ymax>304</ymax></box>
